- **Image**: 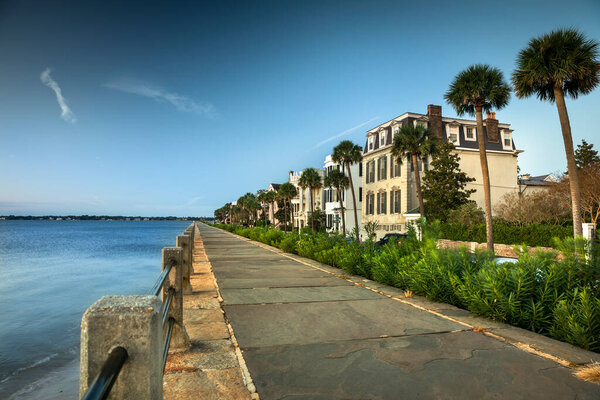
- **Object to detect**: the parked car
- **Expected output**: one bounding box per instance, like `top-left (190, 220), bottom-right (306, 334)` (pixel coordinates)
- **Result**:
top-left (376, 233), bottom-right (409, 246)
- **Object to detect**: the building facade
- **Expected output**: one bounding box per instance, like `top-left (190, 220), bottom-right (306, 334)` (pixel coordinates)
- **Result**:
top-left (289, 169), bottom-right (325, 229)
top-left (266, 183), bottom-right (281, 226)
top-left (362, 104), bottom-right (521, 239)
top-left (323, 154), bottom-right (362, 236)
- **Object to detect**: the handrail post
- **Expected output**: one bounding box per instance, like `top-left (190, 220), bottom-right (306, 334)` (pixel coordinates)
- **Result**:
top-left (176, 235), bottom-right (192, 294)
top-left (162, 247), bottom-right (190, 350)
top-left (80, 295), bottom-right (162, 399)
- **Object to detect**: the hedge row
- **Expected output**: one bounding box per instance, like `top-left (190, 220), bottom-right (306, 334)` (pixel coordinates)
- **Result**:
top-left (439, 222), bottom-right (573, 248)
top-left (211, 223), bottom-right (600, 353)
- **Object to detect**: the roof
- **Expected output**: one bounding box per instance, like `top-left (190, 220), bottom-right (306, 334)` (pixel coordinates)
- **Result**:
top-left (269, 183), bottom-right (282, 191)
top-left (518, 174), bottom-right (556, 186)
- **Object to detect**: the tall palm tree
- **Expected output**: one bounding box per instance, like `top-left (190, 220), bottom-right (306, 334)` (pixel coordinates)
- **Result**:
top-left (257, 190), bottom-right (268, 225)
top-left (278, 182), bottom-right (297, 230)
top-left (298, 168), bottom-right (322, 230)
top-left (391, 124), bottom-right (438, 217)
top-left (324, 169), bottom-right (350, 236)
top-left (263, 190), bottom-right (277, 226)
top-left (445, 64), bottom-right (511, 251)
top-left (332, 140), bottom-right (363, 241)
top-left (513, 28), bottom-right (599, 237)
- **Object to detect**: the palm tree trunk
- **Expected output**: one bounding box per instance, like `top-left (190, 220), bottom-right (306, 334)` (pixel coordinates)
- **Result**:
top-left (475, 106), bottom-right (495, 251)
top-left (310, 188), bottom-right (315, 230)
top-left (554, 87), bottom-right (583, 237)
top-left (288, 198), bottom-right (295, 231)
top-left (346, 161), bottom-right (360, 241)
top-left (283, 201), bottom-right (288, 231)
top-left (412, 153), bottom-right (425, 216)
top-left (338, 186), bottom-right (346, 236)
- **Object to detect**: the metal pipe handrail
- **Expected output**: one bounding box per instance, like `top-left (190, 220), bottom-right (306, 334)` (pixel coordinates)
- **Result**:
top-left (150, 261), bottom-right (173, 296)
top-left (161, 288), bottom-right (175, 326)
top-left (162, 318), bottom-right (175, 372)
top-left (81, 346), bottom-right (128, 400)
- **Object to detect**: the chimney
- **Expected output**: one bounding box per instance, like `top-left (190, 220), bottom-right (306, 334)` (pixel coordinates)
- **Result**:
top-left (521, 174), bottom-right (531, 180)
top-left (486, 112), bottom-right (499, 143)
top-left (289, 171), bottom-right (293, 182)
top-left (427, 104), bottom-right (443, 140)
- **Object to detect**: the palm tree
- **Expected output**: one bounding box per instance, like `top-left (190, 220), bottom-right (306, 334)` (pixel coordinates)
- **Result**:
top-left (257, 190), bottom-right (268, 225)
top-left (445, 64), bottom-right (511, 251)
top-left (278, 182), bottom-right (297, 230)
top-left (332, 140), bottom-right (363, 241)
top-left (513, 28), bottom-right (599, 237)
top-left (298, 168), bottom-right (322, 230)
top-left (263, 191), bottom-right (277, 226)
top-left (391, 124), bottom-right (438, 217)
top-left (324, 169), bottom-right (350, 235)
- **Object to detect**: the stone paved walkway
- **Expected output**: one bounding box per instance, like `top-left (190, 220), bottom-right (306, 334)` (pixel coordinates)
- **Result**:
top-left (198, 223), bottom-right (600, 400)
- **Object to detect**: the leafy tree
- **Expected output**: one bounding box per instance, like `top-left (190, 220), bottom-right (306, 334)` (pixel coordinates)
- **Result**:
top-left (575, 139), bottom-right (600, 169)
top-left (392, 124), bottom-right (439, 217)
top-left (298, 168), bottom-right (322, 230)
top-left (447, 202), bottom-right (484, 227)
top-left (495, 191), bottom-right (571, 226)
top-left (256, 191), bottom-right (269, 225)
top-left (513, 28), bottom-right (599, 237)
top-left (445, 64), bottom-right (511, 251)
top-left (324, 169), bottom-right (350, 235)
top-left (332, 140), bottom-right (363, 241)
top-left (263, 190), bottom-right (277, 226)
top-left (278, 182), bottom-right (297, 231)
top-left (421, 142), bottom-right (475, 221)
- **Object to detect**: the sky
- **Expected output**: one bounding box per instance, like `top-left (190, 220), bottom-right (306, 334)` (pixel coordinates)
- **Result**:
top-left (0, 0), bottom-right (599, 217)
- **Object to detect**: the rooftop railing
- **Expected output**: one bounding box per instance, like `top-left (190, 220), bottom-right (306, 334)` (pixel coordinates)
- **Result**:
top-left (79, 223), bottom-right (195, 400)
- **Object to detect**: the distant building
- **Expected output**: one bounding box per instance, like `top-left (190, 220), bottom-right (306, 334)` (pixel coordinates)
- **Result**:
top-left (266, 183), bottom-right (282, 227)
top-left (323, 154), bottom-right (362, 236)
top-left (362, 104), bottom-right (521, 239)
top-left (518, 174), bottom-right (557, 195)
top-left (289, 169), bottom-right (325, 229)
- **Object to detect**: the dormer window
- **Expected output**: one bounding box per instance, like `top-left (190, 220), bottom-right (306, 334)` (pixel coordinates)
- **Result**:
top-left (465, 126), bottom-right (476, 141)
top-left (414, 120), bottom-right (428, 129)
top-left (368, 136), bottom-right (374, 151)
top-left (380, 131), bottom-right (386, 146)
top-left (447, 125), bottom-right (459, 145)
top-left (502, 130), bottom-right (513, 150)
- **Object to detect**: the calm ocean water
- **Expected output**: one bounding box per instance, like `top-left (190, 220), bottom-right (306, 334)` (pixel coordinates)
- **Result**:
top-left (0, 220), bottom-right (192, 399)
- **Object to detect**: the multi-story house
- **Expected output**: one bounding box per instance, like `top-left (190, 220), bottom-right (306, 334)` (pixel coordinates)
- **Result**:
top-left (362, 104), bottom-right (521, 239)
top-left (323, 154), bottom-right (362, 236)
top-left (266, 183), bottom-right (281, 226)
top-left (288, 169), bottom-right (325, 229)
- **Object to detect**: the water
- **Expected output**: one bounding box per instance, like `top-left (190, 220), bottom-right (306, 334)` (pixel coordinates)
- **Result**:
top-left (0, 220), bottom-right (192, 399)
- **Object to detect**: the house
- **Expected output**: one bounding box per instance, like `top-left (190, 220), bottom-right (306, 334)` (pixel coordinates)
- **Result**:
top-left (323, 154), bottom-right (362, 236)
top-left (518, 174), bottom-right (557, 195)
top-left (362, 104), bottom-right (521, 239)
top-left (289, 169), bottom-right (325, 229)
top-left (266, 183), bottom-right (281, 226)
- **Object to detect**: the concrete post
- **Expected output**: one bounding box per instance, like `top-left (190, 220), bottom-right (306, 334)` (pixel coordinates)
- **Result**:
top-left (183, 231), bottom-right (193, 283)
top-left (162, 247), bottom-right (190, 350)
top-left (176, 235), bottom-right (192, 294)
top-left (80, 295), bottom-right (162, 400)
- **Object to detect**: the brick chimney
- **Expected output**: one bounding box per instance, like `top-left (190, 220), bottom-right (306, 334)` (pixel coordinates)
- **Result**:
top-left (427, 104), bottom-right (443, 140)
top-left (486, 112), bottom-right (499, 143)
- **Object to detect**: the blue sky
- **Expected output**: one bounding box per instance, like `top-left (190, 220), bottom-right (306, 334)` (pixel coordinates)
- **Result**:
top-left (1, 0), bottom-right (599, 216)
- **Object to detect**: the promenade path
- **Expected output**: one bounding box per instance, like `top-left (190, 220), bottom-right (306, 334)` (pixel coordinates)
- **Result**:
top-left (195, 224), bottom-right (599, 399)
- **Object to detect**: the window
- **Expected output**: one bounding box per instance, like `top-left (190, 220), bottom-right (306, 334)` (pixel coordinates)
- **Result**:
top-left (380, 132), bottom-right (386, 146)
top-left (369, 160), bottom-right (375, 183)
top-left (380, 191), bottom-right (387, 214)
top-left (378, 156), bottom-right (387, 180)
top-left (423, 156), bottom-right (429, 171)
top-left (376, 192), bottom-right (380, 214)
top-left (359, 162), bottom-right (363, 177)
top-left (410, 156), bottom-right (414, 172)
top-left (359, 187), bottom-right (362, 202)
top-left (414, 120), bottom-right (428, 129)
top-left (369, 193), bottom-right (375, 214)
top-left (502, 131), bottom-right (512, 150)
top-left (369, 136), bottom-right (374, 151)
top-left (365, 162), bottom-right (370, 183)
top-left (465, 126), bottom-right (476, 141)
top-left (394, 190), bottom-right (401, 213)
top-left (327, 214), bottom-right (333, 228)
top-left (394, 156), bottom-right (401, 177)
top-left (447, 125), bottom-right (459, 144)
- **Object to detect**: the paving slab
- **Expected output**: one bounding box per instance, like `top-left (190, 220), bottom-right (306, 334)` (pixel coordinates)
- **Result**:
top-left (218, 276), bottom-right (353, 289)
top-left (242, 331), bottom-right (599, 399)
top-left (224, 299), bottom-right (466, 348)
top-left (221, 285), bottom-right (382, 305)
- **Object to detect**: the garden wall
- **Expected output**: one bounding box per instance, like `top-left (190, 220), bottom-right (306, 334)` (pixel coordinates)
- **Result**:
top-left (437, 239), bottom-right (563, 260)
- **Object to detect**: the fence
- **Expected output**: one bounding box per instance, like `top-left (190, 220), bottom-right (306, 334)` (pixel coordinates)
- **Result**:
top-left (79, 223), bottom-right (195, 400)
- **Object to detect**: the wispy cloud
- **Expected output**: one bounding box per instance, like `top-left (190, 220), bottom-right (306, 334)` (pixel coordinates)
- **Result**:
top-left (312, 117), bottom-right (379, 150)
top-left (105, 79), bottom-right (215, 117)
top-left (40, 68), bottom-right (76, 123)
